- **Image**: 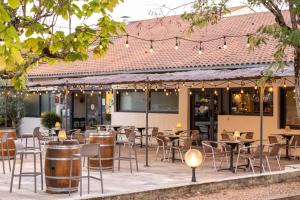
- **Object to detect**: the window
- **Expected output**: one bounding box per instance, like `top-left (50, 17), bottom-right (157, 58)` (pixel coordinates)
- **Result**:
top-left (24, 94), bottom-right (51, 117)
top-left (230, 87), bottom-right (273, 115)
top-left (24, 94), bottom-right (40, 117)
top-left (150, 91), bottom-right (178, 112)
top-left (117, 91), bottom-right (146, 112)
top-left (116, 90), bottom-right (179, 113)
top-left (280, 88), bottom-right (300, 129)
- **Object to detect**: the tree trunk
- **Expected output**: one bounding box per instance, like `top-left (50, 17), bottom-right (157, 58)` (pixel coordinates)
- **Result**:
top-left (294, 48), bottom-right (300, 117)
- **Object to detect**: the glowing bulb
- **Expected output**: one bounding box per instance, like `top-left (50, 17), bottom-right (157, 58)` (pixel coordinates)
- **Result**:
top-left (198, 49), bottom-right (202, 54)
top-left (293, 89), bottom-right (296, 93)
top-left (254, 85), bottom-right (258, 90)
top-left (226, 85), bottom-right (230, 91)
top-left (189, 91), bottom-right (192, 95)
top-left (150, 47), bottom-right (153, 53)
top-left (241, 89), bottom-right (244, 94)
top-left (175, 45), bottom-right (178, 50)
top-left (126, 42), bottom-right (129, 48)
top-left (201, 87), bottom-right (205, 92)
top-left (214, 90), bottom-right (218, 95)
top-left (269, 87), bottom-right (273, 92)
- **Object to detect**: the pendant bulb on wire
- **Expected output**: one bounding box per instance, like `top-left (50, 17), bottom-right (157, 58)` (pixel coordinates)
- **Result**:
top-left (149, 40), bottom-right (153, 53)
top-left (175, 37), bottom-right (179, 50)
top-left (198, 41), bottom-right (202, 54)
top-left (223, 36), bottom-right (227, 49)
top-left (125, 34), bottom-right (129, 48)
top-left (246, 34), bottom-right (250, 48)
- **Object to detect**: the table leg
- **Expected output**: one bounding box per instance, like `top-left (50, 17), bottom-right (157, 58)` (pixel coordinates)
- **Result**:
top-left (172, 141), bottom-right (175, 163)
top-left (230, 147), bottom-right (234, 173)
top-left (286, 137), bottom-right (290, 159)
top-left (140, 130), bottom-right (143, 148)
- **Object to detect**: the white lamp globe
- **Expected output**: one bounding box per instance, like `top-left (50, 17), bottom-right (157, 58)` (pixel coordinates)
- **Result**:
top-left (184, 149), bottom-right (203, 168)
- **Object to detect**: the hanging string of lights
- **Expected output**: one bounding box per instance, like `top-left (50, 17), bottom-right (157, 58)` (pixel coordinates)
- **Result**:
top-left (0, 77), bottom-right (294, 97)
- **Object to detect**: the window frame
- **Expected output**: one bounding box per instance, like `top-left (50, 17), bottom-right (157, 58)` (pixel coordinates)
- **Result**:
top-left (116, 90), bottom-right (179, 114)
top-left (24, 94), bottom-right (51, 117)
top-left (280, 87), bottom-right (300, 129)
top-left (229, 87), bottom-right (273, 116)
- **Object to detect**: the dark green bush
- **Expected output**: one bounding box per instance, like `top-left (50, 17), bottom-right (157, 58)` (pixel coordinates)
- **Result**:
top-left (41, 112), bottom-right (62, 129)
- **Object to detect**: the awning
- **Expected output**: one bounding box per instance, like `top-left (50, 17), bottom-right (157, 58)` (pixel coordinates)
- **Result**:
top-left (28, 66), bottom-right (294, 87)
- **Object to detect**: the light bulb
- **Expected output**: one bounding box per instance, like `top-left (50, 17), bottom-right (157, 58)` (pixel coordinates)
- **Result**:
top-left (241, 89), bottom-right (244, 94)
top-left (150, 47), bottom-right (153, 53)
top-left (201, 87), bottom-right (205, 92)
top-left (198, 49), bottom-right (202, 54)
top-left (226, 85), bottom-right (230, 91)
top-left (175, 45), bottom-right (178, 50)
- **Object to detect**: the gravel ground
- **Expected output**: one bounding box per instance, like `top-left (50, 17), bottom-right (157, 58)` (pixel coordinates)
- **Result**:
top-left (173, 181), bottom-right (300, 200)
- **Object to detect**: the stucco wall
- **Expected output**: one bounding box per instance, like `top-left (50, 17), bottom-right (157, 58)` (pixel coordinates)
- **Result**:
top-left (112, 80), bottom-right (299, 140)
top-left (19, 117), bottom-right (41, 135)
top-left (111, 86), bottom-right (190, 131)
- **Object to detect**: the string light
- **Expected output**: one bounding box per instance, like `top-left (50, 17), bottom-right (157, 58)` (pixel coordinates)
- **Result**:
top-left (189, 91), bottom-right (192, 95)
top-left (214, 88), bottom-right (218, 95)
top-left (283, 79), bottom-right (287, 88)
top-left (226, 84), bottom-right (230, 91)
top-left (174, 37), bottom-right (179, 50)
top-left (254, 83), bottom-right (258, 90)
top-left (201, 82), bottom-right (205, 92)
top-left (223, 36), bottom-right (227, 49)
top-left (293, 88), bottom-right (296, 93)
top-left (75, 93), bottom-right (78, 97)
top-left (149, 40), bottom-right (153, 53)
top-left (241, 88), bottom-right (244, 94)
top-left (155, 84), bottom-right (158, 91)
top-left (182, 82), bottom-right (185, 87)
top-left (99, 91), bottom-right (102, 94)
top-left (125, 34), bottom-right (129, 48)
top-left (198, 41), bottom-right (202, 54)
top-left (246, 35), bottom-right (250, 48)
top-left (269, 87), bottom-right (273, 92)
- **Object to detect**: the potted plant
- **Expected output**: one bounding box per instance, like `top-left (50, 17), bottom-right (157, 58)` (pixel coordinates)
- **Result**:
top-left (41, 112), bottom-right (62, 129)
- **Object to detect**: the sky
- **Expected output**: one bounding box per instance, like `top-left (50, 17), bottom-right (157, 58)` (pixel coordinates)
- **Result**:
top-left (111, 0), bottom-right (248, 21)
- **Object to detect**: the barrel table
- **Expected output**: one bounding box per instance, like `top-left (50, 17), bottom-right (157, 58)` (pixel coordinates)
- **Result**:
top-left (45, 140), bottom-right (80, 194)
top-left (88, 133), bottom-right (114, 170)
top-left (0, 128), bottom-right (17, 158)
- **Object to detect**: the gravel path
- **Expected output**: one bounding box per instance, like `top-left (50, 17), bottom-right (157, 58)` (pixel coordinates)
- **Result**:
top-left (173, 181), bottom-right (300, 200)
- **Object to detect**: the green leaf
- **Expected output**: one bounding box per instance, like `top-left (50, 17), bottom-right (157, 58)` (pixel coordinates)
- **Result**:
top-left (8, 0), bottom-right (20, 9)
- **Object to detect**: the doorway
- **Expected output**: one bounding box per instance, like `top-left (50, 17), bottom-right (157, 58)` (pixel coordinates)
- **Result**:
top-left (190, 89), bottom-right (221, 141)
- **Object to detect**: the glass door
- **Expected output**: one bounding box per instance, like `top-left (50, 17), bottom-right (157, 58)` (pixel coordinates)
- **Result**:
top-left (86, 94), bottom-right (100, 128)
top-left (190, 89), bottom-right (220, 141)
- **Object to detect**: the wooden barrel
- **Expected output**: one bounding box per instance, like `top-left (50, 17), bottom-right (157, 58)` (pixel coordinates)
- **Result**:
top-left (45, 140), bottom-right (80, 194)
top-left (88, 133), bottom-right (114, 170)
top-left (0, 128), bottom-right (17, 157)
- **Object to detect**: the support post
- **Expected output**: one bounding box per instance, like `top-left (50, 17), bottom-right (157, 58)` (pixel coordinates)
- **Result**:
top-left (259, 84), bottom-right (264, 173)
top-left (145, 77), bottom-right (150, 167)
top-left (4, 88), bottom-right (7, 128)
top-left (65, 81), bottom-right (69, 132)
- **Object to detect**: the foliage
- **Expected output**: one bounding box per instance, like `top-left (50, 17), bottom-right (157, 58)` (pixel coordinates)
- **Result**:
top-left (104, 113), bottom-right (111, 121)
top-left (0, 92), bottom-right (25, 128)
top-left (41, 112), bottom-right (61, 129)
top-left (183, 0), bottom-right (300, 114)
top-left (0, 0), bottom-right (125, 89)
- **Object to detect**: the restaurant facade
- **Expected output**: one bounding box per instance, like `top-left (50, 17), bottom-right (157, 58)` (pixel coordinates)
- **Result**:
top-left (20, 7), bottom-right (299, 141)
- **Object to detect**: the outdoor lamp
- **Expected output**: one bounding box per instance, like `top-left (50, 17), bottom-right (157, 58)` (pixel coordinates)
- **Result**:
top-left (234, 130), bottom-right (240, 140)
top-left (55, 122), bottom-right (61, 129)
top-left (176, 123), bottom-right (182, 129)
top-left (58, 130), bottom-right (67, 142)
top-left (184, 149), bottom-right (203, 182)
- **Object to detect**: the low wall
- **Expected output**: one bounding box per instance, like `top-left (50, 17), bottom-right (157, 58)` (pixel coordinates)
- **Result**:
top-left (85, 169), bottom-right (300, 200)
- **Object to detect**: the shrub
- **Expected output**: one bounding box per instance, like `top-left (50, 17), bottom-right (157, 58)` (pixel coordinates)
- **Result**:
top-left (41, 112), bottom-right (62, 129)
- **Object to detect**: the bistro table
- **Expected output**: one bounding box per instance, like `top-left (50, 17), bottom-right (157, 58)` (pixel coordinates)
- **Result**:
top-left (272, 133), bottom-right (297, 159)
top-left (218, 140), bottom-right (239, 173)
top-left (165, 135), bottom-right (182, 163)
top-left (136, 127), bottom-right (153, 147)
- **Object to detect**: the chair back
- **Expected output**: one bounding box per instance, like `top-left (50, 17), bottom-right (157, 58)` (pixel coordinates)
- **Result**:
top-left (245, 132), bottom-right (254, 139)
top-left (268, 136), bottom-right (278, 144)
top-left (221, 133), bottom-right (233, 141)
top-left (152, 127), bottom-right (159, 138)
top-left (252, 145), bottom-right (264, 157)
top-left (1, 132), bottom-right (8, 143)
top-left (268, 143), bottom-right (281, 157)
top-left (80, 144), bottom-right (100, 157)
top-left (181, 138), bottom-right (192, 149)
top-left (33, 127), bottom-right (40, 138)
top-left (290, 135), bottom-right (300, 146)
top-left (201, 141), bottom-right (213, 154)
top-left (156, 135), bottom-right (168, 147)
top-left (128, 129), bottom-right (136, 144)
top-left (14, 140), bottom-right (25, 153)
top-left (190, 130), bottom-right (199, 141)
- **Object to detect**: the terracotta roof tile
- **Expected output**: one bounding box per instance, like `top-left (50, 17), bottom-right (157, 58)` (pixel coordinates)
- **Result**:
top-left (28, 11), bottom-right (294, 78)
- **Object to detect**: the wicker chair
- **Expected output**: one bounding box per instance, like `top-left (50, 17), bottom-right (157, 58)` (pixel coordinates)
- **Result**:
top-left (201, 141), bottom-right (229, 170)
top-left (155, 134), bottom-right (171, 161)
top-left (172, 137), bottom-right (193, 163)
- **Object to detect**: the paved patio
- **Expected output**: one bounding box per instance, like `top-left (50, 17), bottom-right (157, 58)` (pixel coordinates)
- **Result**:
top-left (1, 140), bottom-right (300, 200)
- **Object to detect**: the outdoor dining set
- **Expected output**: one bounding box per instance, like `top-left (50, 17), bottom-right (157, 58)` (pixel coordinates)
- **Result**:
top-left (0, 126), bottom-right (299, 197)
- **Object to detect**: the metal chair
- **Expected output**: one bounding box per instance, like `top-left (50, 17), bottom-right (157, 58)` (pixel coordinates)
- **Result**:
top-left (9, 140), bottom-right (43, 193)
top-left (69, 144), bottom-right (104, 196)
top-left (190, 130), bottom-right (200, 146)
top-left (288, 135), bottom-right (300, 160)
top-left (116, 128), bottom-right (138, 173)
top-left (172, 137), bottom-right (193, 163)
top-left (235, 145), bottom-right (265, 174)
top-left (0, 132), bottom-right (11, 174)
top-left (20, 127), bottom-right (40, 151)
top-left (264, 143), bottom-right (282, 172)
top-left (155, 133), bottom-right (171, 161)
top-left (201, 141), bottom-right (229, 171)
